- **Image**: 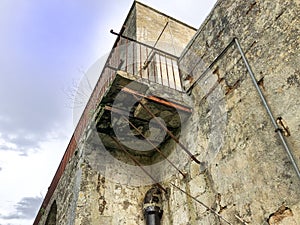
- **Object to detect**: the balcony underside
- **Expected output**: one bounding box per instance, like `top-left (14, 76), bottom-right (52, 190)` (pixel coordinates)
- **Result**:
top-left (86, 71), bottom-right (192, 166)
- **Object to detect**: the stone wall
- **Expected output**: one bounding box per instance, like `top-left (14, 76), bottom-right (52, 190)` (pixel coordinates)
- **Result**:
top-left (170, 0), bottom-right (300, 224)
top-left (73, 149), bottom-right (150, 225)
top-left (134, 2), bottom-right (196, 57)
top-left (38, 147), bottom-right (82, 225)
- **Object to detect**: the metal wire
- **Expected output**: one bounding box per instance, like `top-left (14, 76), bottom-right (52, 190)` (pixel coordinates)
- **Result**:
top-left (131, 93), bottom-right (201, 164)
top-left (170, 183), bottom-right (233, 225)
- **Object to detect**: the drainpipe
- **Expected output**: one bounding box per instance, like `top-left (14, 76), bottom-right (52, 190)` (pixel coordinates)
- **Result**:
top-left (143, 187), bottom-right (163, 225)
top-left (234, 38), bottom-right (300, 180)
top-left (186, 38), bottom-right (300, 181)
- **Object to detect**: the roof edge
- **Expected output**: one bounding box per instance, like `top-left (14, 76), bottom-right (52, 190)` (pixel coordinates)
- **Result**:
top-left (134, 1), bottom-right (197, 31)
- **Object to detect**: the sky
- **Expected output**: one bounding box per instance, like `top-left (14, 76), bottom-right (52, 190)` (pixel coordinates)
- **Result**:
top-left (0, 1), bottom-right (216, 224)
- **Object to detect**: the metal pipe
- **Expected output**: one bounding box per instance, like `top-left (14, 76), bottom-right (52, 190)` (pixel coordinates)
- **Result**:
top-left (186, 39), bottom-right (235, 94)
top-left (143, 187), bottom-right (163, 225)
top-left (110, 30), bottom-right (178, 59)
top-left (234, 38), bottom-right (300, 180)
top-left (186, 40), bottom-right (234, 93)
top-left (144, 21), bottom-right (169, 66)
top-left (187, 37), bottom-right (300, 180)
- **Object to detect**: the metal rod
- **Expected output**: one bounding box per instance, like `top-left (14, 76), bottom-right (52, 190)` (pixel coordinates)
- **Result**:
top-left (111, 136), bottom-right (166, 192)
top-left (171, 183), bottom-right (233, 225)
top-left (165, 56), bottom-right (170, 88)
top-left (186, 39), bottom-right (235, 94)
top-left (171, 58), bottom-right (176, 90)
top-left (132, 41), bottom-right (135, 75)
top-left (234, 38), bottom-right (300, 180)
top-left (122, 116), bottom-right (186, 178)
top-left (187, 37), bottom-right (300, 180)
top-left (110, 30), bottom-right (178, 59)
top-left (131, 94), bottom-right (200, 164)
top-left (143, 21), bottom-right (169, 66)
top-left (139, 44), bottom-right (142, 77)
top-left (153, 21), bottom-right (169, 50)
top-left (159, 54), bottom-right (163, 86)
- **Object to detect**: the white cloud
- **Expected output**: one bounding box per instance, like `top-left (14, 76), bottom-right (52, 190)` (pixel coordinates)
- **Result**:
top-left (0, 196), bottom-right (43, 220)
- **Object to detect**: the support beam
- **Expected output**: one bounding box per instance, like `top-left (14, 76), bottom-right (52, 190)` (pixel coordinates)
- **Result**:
top-left (121, 87), bottom-right (192, 113)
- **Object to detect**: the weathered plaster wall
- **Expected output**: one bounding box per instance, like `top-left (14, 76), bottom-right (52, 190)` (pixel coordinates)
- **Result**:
top-left (168, 0), bottom-right (300, 224)
top-left (74, 148), bottom-right (150, 225)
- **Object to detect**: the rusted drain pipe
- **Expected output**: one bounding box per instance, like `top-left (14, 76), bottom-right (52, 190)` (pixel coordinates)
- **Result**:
top-left (143, 187), bottom-right (163, 225)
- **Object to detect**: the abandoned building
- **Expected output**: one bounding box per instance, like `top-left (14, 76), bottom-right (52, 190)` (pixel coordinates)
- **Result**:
top-left (33, 0), bottom-right (300, 224)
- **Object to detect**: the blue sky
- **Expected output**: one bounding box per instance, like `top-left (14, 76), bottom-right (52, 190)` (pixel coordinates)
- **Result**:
top-left (0, 1), bottom-right (216, 224)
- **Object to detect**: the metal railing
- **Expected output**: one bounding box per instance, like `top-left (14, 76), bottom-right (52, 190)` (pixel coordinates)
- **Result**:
top-left (108, 32), bottom-right (182, 91)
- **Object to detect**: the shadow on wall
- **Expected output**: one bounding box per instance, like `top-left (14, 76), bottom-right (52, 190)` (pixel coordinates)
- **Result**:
top-left (45, 201), bottom-right (57, 225)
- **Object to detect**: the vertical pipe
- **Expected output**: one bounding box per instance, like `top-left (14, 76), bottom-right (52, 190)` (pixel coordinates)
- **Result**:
top-left (143, 187), bottom-right (163, 225)
top-left (234, 38), bottom-right (300, 180)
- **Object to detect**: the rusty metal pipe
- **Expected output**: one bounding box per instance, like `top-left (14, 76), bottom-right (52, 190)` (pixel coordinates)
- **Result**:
top-left (110, 29), bottom-right (178, 59)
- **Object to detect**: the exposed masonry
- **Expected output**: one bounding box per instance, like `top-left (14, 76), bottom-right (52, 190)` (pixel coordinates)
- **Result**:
top-left (36, 0), bottom-right (300, 224)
